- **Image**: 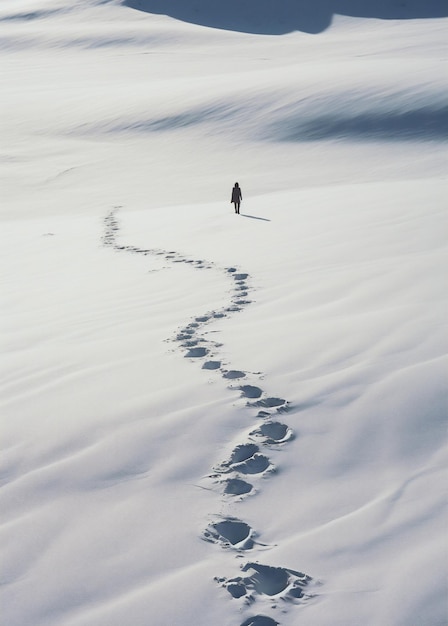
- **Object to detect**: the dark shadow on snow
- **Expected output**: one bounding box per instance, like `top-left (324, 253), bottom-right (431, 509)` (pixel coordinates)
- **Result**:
top-left (270, 106), bottom-right (448, 142)
top-left (240, 214), bottom-right (271, 222)
top-left (123, 0), bottom-right (447, 35)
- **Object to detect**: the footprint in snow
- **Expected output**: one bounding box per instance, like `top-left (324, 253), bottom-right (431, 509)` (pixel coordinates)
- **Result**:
top-left (222, 370), bottom-right (246, 380)
top-left (175, 333), bottom-right (194, 341)
top-left (202, 360), bottom-right (221, 370)
top-left (185, 346), bottom-right (208, 358)
top-left (203, 518), bottom-right (255, 550)
top-left (234, 454), bottom-right (272, 475)
top-left (195, 315), bottom-right (210, 322)
top-left (223, 478), bottom-right (253, 496)
top-left (181, 338), bottom-right (201, 347)
top-left (239, 385), bottom-right (263, 399)
top-left (249, 421), bottom-right (294, 445)
top-left (216, 562), bottom-right (312, 603)
top-left (251, 397), bottom-right (288, 410)
top-left (214, 443), bottom-right (273, 477)
top-left (223, 443), bottom-right (260, 466)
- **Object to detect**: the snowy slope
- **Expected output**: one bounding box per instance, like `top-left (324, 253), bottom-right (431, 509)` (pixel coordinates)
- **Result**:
top-left (1, 2), bottom-right (447, 626)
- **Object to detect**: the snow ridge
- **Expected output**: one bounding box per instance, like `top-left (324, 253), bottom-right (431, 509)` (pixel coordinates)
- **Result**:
top-left (103, 209), bottom-right (317, 625)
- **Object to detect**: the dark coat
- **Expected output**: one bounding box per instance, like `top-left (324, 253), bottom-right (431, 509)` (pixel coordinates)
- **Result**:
top-left (231, 186), bottom-right (242, 203)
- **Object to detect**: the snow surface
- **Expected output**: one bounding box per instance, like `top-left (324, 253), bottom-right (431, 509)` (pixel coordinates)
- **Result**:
top-left (1, 2), bottom-right (447, 625)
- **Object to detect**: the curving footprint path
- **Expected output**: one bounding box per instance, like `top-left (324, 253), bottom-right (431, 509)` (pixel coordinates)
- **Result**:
top-left (103, 210), bottom-right (317, 625)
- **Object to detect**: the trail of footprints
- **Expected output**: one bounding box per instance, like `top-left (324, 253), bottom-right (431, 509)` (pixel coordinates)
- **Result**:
top-left (103, 211), bottom-right (317, 625)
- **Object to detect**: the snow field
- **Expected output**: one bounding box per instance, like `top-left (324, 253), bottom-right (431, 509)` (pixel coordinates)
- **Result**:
top-left (1, 1), bottom-right (447, 625)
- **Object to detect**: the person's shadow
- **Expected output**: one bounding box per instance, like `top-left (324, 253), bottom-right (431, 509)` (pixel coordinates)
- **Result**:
top-left (240, 214), bottom-right (271, 222)
top-left (124, 0), bottom-right (447, 35)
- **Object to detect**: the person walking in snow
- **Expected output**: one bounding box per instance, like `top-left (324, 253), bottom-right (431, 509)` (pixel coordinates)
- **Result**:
top-left (231, 182), bottom-right (242, 214)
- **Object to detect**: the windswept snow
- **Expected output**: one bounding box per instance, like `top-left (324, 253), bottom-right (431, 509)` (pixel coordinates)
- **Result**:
top-left (1, 2), bottom-right (447, 626)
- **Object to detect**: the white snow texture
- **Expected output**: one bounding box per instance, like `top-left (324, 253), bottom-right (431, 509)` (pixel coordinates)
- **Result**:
top-left (1, 1), bottom-right (447, 626)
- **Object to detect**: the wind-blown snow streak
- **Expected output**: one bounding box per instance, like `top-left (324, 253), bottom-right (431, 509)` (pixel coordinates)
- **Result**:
top-left (71, 81), bottom-right (448, 143)
top-left (103, 210), bottom-right (317, 624)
